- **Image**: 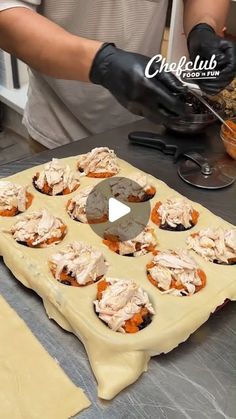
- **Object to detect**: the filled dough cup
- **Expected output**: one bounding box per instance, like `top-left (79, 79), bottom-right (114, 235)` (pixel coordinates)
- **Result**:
top-left (66, 185), bottom-right (108, 224)
top-left (9, 209), bottom-right (67, 248)
top-left (151, 197), bottom-right (199, 231)
top-left (110, 172), bottom-right (156, 203)
top-left (187, 228), bottom-right (236, 265)
top-left (49, 241), bottom-right (108, 287)
top-left (146, 249), bottom-right (206, 296)
top-left (33, 158), bottom-right (80, 196)
top-left (94, 278), bottom-right (155, 333)
top-left (103, 218), bottom-right (157, 256)
top-left (77, 147), bottom-right (119, 178)
top-left (0, 181), bottom-right (33, 217)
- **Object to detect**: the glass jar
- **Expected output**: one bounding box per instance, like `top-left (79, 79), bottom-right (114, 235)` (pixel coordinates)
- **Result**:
top-left (220, 118), bottom-right (236, 160)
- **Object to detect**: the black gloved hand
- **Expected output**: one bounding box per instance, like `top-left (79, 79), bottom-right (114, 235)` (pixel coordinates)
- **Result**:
top-left (90, 43), bottom-right (187, 123)
top-left (187, 23), bottom-right (236, 94)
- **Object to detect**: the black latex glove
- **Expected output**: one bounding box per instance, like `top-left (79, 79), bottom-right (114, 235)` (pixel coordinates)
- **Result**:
top-left (89, 43), bottom-right (187, 123)
top-left (188, 23), bottom-right (236, 94)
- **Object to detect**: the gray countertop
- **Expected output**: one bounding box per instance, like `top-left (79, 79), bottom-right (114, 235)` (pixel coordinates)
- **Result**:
top-left (0, 119), bottom-right (235, 419)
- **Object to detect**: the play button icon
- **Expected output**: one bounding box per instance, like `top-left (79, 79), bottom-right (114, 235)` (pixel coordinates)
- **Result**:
top-left (108, 198), bottom-right (131, 222)
top-left (85, 176), bottom-right (152, 240)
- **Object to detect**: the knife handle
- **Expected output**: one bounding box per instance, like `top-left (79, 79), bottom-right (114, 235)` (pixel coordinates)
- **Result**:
top-left (128, 131), bottom-right (177, 156)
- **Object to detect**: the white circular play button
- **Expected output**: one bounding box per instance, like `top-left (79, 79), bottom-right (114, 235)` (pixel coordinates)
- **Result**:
top-left (108, 197), bottom-right (131, 222)
top-left (85, 177), bottom-right (151, 240)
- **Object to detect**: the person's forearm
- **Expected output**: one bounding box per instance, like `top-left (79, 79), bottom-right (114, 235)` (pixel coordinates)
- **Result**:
top-left (183, 0), bottom-right (230, 36)
top-left (0, 7), bottom-right (103, 81)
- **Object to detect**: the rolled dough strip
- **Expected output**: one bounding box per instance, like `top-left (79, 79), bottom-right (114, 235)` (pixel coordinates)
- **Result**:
top-left (0, 296), bottom-right (90, 419)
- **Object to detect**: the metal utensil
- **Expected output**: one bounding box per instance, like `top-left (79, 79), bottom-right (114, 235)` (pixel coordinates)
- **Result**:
top-left (163, 81), bottom-right (226, 134)
top-left (178, 152), bottom-right (236, 189)
top-left (189, 89), bottom-right (235, 134)
top-left (128, 131), bottom-right (236, 189)
top-left (181, 80), bottom-right (234, 134)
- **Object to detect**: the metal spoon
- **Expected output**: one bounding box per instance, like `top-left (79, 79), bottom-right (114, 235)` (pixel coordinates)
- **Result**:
top-left (179, 80), bottom-right (235, 134)
top-left (189, 88), bottom-right (235, 134)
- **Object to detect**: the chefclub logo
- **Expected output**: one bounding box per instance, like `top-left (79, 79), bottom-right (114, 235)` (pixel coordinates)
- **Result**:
top-left (145, 54), bottom-right (220, 81)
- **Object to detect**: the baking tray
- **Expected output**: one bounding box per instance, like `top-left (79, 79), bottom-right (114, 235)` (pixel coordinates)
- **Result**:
top-left (0, 119), bottom-right (235, 417)
top-left (0, 151), bottom-right (235, 401)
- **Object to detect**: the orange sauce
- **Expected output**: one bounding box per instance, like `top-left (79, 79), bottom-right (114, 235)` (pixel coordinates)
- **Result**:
top-left (222, 120), bottom-right (236, 160)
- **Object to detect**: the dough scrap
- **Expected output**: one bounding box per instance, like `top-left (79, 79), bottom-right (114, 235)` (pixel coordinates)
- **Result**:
top-left (0, 295), bottom-right (90, 419)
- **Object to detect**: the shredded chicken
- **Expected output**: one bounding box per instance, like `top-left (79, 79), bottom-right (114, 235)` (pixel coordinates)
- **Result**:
top-left (104, 218), bottom-right (157, 256)
top-left (148, 249), bottom-right (203, 296)
top-left (0, 181), bottom-right (28, 212)
top-left (10, 209), bottom-right (66, 246)
top-left (110, 171), bottom-right (154, 201)
top-left (94, 278), bottom-right (155, 332)
top-left (157, 197), bottom-right (196, 229)
top-left (67, 186), bottom-right (108, 223)
top-left (35, 158), bottom-right (80, 195)
top-left (187, 227), bottom-right (236, 263)
top-left (77, 147), bottom-right (119, 175)
top-left (50, 241), bottom-right (108, 285)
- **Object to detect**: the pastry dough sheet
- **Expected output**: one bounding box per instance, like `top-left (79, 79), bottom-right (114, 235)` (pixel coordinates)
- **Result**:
top-left (0, 155), bottom-right (235, 400)
top-left (0, 295), bottom-right (90, 419)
